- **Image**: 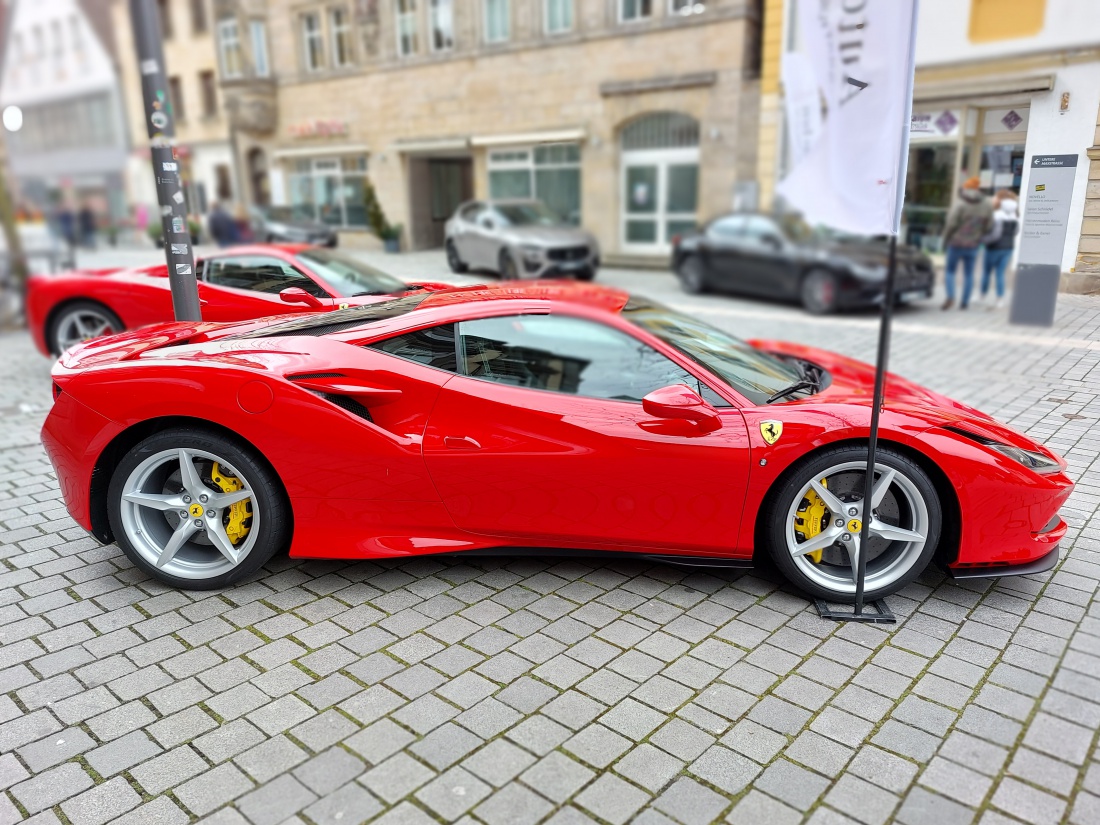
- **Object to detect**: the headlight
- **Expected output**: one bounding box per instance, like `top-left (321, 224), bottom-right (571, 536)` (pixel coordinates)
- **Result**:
top-left (849, 263), bottom-right (886, 279)
top-left (944, 426), bottom-right (1061, 474)
top-left (519, 245), bottom-right (544, 263)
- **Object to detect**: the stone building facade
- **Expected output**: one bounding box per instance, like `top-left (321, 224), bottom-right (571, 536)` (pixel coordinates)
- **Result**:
top-left (214, 0), bottom-right (763, 257)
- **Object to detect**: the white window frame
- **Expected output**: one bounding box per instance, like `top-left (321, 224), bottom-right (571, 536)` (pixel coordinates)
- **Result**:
top-left (619, 0), bottom-right (652, 23)
top-left (669, 0), bottom-right (704, 16)
top-left (486, 143), bottom-right (581, 217)
top-left (250, 20), bottom-right (270, 77)
top-left (286, 155), bottom-right (369, 227)
top-left (484, 0), bottom-right (510, 45)
top-left (430, 0), bottom-right (455, 52)
top-left (329, 7), bottom-right (354, 67)
top-left (395, 0), bottom-right (420, 57)
top-left (216, 18), bottom-right (243, 79)
top-left (301, 12), bottom-right (325, 71)
top-left (544, 0), bottom-right (573, 34)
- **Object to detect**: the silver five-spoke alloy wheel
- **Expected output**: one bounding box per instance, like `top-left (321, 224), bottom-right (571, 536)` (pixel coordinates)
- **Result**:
top-left (119, 447), bottom-right (260, 581)
top-left (784, 459), bottom-right (932, 597)
top-left (53, 306), bottom-right (118, 352)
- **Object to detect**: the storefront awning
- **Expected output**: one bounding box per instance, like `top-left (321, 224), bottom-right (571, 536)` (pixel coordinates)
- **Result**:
top-left (272, 144), bottom-right (370, 159)
top-left (470, 128), bottom-right (587, 147)
top-left (914, 74), bottom-right (1054, 104)
top-left (394, 137), bottom-right (470, 153)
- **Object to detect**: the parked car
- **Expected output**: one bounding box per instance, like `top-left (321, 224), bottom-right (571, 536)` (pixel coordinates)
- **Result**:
top-left (250, 206), bottom-right (338, 247)
top-left (671, 213), bottom-right (935, 313)
top-left (25, 244), bottom-right (450, 356)
top-left (43, 282), bottom-right (1070, 598)
top-left (444, 199), bottom-right (599, 280)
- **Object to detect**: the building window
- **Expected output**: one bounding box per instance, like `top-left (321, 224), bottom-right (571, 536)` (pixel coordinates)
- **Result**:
top-left (620, 0), bottom-right (652, 22)
top-left (431, 0), bottom-right (455, 51)
top-left (302, 12), bottom-right (325, 70)
top-left (670, 0), bottom-right (704, 15)
top-left (200, 70), bottom-right (218, 117)
top-left (485, 0), bottom-right (510, 44)
top-left (396, 0), bottom-right (419, 57)
top-left (6, 93), bottom-right (118, 152)
top-left (50, 20), bottom-right (63, 60)
top-left (329, 8), bottom-right (355, 66)
top-left (191, 0), bottom-right (208, 33)
top-left (545, 0), bottom-right (573, 33)
top-left (156, 0), bottom-right (173, 39)
top-left (69, 16), bottom-right (84, 58)
top-left (217, 18), bottom-right (243, 78)
top-left (251, 20), bottom-right (270, 77)
top-left (215, 164), bottom-right (233, 201)
top-left (287, 156), bottom-right (369, 227)
top-left (969, 0), bottom-right (1045, 42)
top-left (488, 143), bottom-right (581, 224)
top-left (168, 75), bottom-right (185, 122)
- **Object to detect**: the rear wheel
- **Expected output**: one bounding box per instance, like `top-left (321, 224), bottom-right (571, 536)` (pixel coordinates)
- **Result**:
top-left (676, 256), bottom-right (708, 294)
top-left (763, 445), bottom-right (941, 602)
top-left (107, 428), bottom-right (290, 590)
top-left (49, 301), bottom-right (123, 355)
top-left (801, 270), bottom-right (839, 314)
top-left (446, 240), bottom-right (468, 273)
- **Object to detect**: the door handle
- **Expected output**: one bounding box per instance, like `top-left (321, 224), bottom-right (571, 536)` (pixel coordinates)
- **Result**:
top-left (444, 436), bottom-right (481, 450)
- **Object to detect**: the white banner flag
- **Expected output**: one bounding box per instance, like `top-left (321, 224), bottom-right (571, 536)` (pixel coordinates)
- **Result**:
top-left (777, 0), bottom-right (920, 236)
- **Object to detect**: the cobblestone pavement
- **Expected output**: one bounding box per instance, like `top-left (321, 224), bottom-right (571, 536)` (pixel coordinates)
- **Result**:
top-left (2, 253), bottom-right (1099, 825)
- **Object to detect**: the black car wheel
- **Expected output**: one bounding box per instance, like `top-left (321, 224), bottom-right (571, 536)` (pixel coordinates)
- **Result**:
top-left (576, 267), bottom-right (597, 282)
top-left (801, 270), bottom-right (839, 314)
top-left (763, 445), bottom-right (941, 603)
top-left (677, 256), bottom-right (708, 294)
top-left (499, 250), bottom-right (519, 280)
top-left (446, 240), bottom-right (468, 273)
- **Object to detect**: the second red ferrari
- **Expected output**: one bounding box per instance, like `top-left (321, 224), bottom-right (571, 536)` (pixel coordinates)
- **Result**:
top-left (41, 282), bottom-right (1071, 602)
top-left (25, 244), bottom-right (450, 356)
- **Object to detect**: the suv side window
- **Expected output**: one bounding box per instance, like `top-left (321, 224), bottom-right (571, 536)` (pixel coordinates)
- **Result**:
top-left (369, 324), bottom-right (458, 373)
top-left (707, 215), bottom-right (746, 241)
top-left (460, 203), bottom-right (483, 222)
top-left (205, 256), bottom-right (329, 298)
top-left (457, 314), bottom-right (716, 403)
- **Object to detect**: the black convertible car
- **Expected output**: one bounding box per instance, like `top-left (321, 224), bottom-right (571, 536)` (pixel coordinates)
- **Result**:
top-left (671, 213), bottom-right (935, 314)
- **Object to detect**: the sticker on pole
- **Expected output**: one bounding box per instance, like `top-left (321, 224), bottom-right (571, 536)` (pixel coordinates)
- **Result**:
top-left (150, 111), bottom-right (169, 130)
top-left (170, 243), bottom-right (189, 255)
top-left (175, 264), bottom-right (192, 276)
top-left (162, 161), bottom-right (178, 172)
top-left (140, 59), bottom-right (159, 75)
top-left (172, 191), bottom-right (185, 204)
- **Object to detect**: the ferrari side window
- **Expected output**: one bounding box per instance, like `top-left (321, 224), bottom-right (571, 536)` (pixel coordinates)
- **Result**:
top-left (206, 256), bottom-right (329, 298)
top-left (457, 314), bottom-right (712, 403)
top-left (369, 325), bottom-right (459, 373)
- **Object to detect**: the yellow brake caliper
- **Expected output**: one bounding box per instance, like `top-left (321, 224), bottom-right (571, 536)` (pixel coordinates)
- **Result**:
top-left (794, 479), bottom-right (830, 564)
top-left (211, 462), bottom-right (252, 545)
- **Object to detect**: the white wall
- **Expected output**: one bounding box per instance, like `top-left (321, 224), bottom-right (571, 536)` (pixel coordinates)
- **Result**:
top-left (1018, 62), bottom-right (1100, 272)
top-left (916, 0), bottom-right (1100, 67)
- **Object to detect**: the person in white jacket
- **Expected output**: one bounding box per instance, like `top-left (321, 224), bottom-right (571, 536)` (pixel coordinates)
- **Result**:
top-left (978, 191), bottom-right (1019, 309)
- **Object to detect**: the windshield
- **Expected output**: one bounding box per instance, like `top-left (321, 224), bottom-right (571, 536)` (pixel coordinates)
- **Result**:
top-left (624, 300), bottom-right (803, 405)
top-left (495, 202), bottom-right (563, 227)
top-left (264, 206), bottom-right (315, 224)
top-left (296, 249), bottom-right (409, 298)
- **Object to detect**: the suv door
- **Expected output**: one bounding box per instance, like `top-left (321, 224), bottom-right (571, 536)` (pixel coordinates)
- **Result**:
top-left (422, 313), bottom-right (752, 554)
top-left (200, 255), bottom-right (335, 322)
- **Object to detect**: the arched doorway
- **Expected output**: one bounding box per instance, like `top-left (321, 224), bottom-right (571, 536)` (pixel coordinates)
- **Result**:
top-left (620, 112), bottom-right (700, 254)
top-left (248, 148), bottom-right (270, 208)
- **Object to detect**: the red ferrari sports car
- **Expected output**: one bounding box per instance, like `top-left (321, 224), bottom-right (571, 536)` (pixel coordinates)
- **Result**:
top-left (41, 282), bottom-right (1071, 602)
top-left (26, 244), bottom-right (449, 356)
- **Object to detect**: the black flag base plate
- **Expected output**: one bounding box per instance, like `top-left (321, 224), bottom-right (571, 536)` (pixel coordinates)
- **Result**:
top-left (814, 598), bottom-right (896, 624)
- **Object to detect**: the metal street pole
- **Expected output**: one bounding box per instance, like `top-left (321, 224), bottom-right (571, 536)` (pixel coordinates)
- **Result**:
top-left (129, 0), bottom-right (201, 322)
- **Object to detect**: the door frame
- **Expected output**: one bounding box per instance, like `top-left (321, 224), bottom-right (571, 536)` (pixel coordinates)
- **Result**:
top-left (620, 146), bottom-right (700, 255)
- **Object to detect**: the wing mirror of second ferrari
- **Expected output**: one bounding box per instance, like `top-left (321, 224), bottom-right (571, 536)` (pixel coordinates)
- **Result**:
top-left (280, 286), bottom-right (324, 308)
top-left (643, 384), bottom-right (720, 426)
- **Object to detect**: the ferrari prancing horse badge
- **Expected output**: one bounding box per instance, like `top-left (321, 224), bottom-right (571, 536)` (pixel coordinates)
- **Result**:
top-left (760, 421), bottom-right (783, 445)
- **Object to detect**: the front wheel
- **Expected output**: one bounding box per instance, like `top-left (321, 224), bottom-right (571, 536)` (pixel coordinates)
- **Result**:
top-left (801, 270), bottom-right (839, 314)
top-left (446, 240), bottom-right (468, 273)
top-left (107, 428), bottom-right (290, 590)
top-left (763, 446), bottom-right (941, 602)
top-left (676, 256), bottom-right (709, 294)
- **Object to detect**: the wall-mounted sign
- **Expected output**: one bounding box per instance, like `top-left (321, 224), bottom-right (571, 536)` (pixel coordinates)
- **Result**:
top-left (910, 109), bottom-right (960, 140)
top-left (288, 119), bottom-right (350, 139)
top-left (1010, 154), bottom-right (1079, 327)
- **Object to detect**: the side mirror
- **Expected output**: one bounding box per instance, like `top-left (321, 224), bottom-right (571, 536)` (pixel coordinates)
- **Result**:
top-left (280, 286), bottom-right (324, 308)
top-left (480, 217), bottom-right (496, 231)
top-left (642, 385), bottom-right (719, 425)
top-left (762, 234), bottom-right (784, 250)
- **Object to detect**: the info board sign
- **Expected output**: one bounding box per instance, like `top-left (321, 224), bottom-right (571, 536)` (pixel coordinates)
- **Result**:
top-left (1010, 154), bottom-right (1079, 327)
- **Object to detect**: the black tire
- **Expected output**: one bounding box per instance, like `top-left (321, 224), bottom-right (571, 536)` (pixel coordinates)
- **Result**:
top-left (500, 249), bottom-right (519, 280)
top-left (446, 240), bottom-right (468, 273)
top-left (762, 445), bottom-right (941, 603)
top-left (48, 300), bottom-right (124, 356)
top-left (801, 270), bottom-right (839, 314)
top-left (676, 256), bottom-right (708, 294)
top-left (107, 428), bottom-right (291, 590)
top-left (577, 267), bottom-right (597, 282)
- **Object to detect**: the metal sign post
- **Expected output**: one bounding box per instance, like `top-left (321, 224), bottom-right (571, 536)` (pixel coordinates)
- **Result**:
top-left (129, 0), bottom-right (201, 322)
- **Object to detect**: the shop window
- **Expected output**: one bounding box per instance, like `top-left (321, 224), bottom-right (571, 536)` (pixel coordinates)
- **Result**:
top-left (487, 143), bottom-right (581, 225)
top-left (485, 0), bottom-right (510, 44)
top-left (969, 0), bottom-right (1045, 42)
top-left (288, 156), bottom-right (369, 227)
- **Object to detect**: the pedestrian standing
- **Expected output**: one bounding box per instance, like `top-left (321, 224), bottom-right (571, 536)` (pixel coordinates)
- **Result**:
top-left (78, 203), bottom-right (97, 249)
top-left (978, 189), bottom-right (1019, 309)
top-left (940, 177), bottom-right (993, 310)
top-left (207, 202), bottom-right (238, 248)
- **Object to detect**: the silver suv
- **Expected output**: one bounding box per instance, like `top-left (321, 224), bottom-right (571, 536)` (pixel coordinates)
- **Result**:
top-left (444, 199), bottom-right (599, 280)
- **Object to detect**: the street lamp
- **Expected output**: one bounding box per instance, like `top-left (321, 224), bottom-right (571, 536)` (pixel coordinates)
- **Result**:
top-left (2, 106), bottom-right (22, 133)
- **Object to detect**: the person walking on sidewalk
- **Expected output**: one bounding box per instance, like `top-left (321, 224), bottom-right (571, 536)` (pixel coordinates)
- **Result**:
top-left (940, 177), bottom-right (993, 310)
top-left (978, 190), bottom-right (1019, 309)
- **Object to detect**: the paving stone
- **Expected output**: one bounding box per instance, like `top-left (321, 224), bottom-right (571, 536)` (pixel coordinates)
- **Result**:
top-left (990, 777), bottom-right (1067, 825)
top-left (85, 729), bottom-right (162, 777)
top-left (575, 773), bottom-right (649, 825)
top-left (303, 782), bottom-right (382, 825)
top-left (726, 790), bottom-right (803, 825)
top-left (415, 766), bottom-right (491, 820)
top-left (233, 735), bottom-right (309, 783)
top-left (235, 774), bottom-right (318, 825)
top-left (10, 762), bottom-right (94, 814)
top-left (474, 782), bottom-right (554, 825)
top-left (919, 756), bottom-right (992, 806)
top-left (59, 776), bottom-right (141, 825)
top-left (131, 745), bottom-right (211, 795)
top-left (826, 774), bottom-right (901, 825)
top-left (174, 763), bottom-right (255, 816)
top-left (756, 759), bottom-right (830, 811)
top-left (688, 745), bottom-right (761, 795)
top-left (17, 726), bottom-right (96, 772)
